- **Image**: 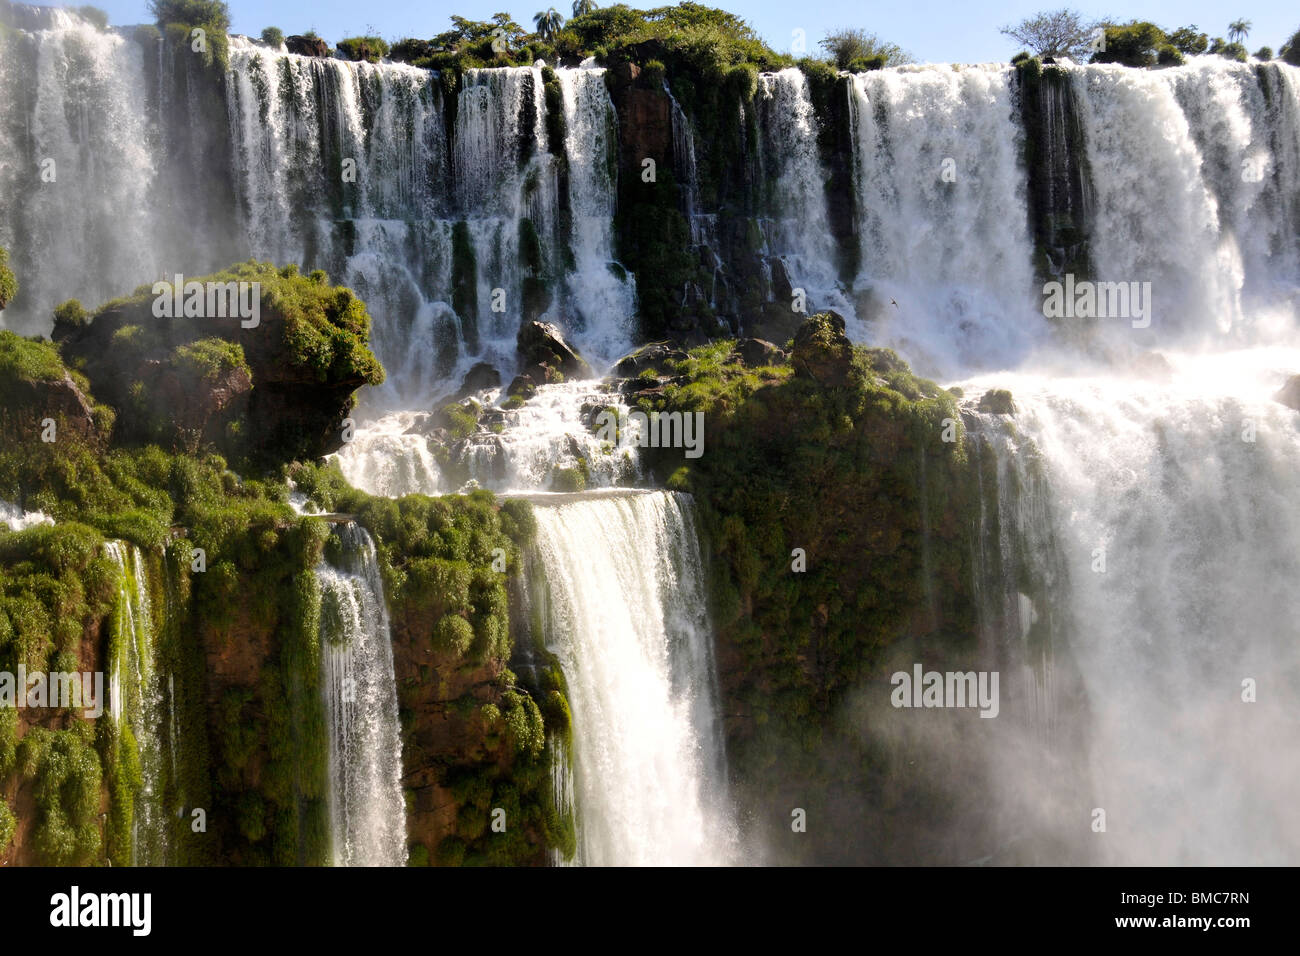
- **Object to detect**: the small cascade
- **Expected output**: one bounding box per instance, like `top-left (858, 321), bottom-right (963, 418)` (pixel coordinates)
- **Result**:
top-left (318, 522), bottom-right (407, 867)
top-left (0, 500), bottom-right (53, 530)
top-left (530, 491), bottom-right (736, 865)
top-left (558, 65), bottom-right (636, 364)
top-left (104, 541), bottom-right (168, 866)
top-left (754, 69), bottom-right (849, 318)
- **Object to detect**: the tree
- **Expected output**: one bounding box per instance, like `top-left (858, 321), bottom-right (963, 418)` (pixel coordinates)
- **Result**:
top-left (533, 8), bottom-right (565, 41)
top-left (818, 28), bottom-right (910, 70)
top-left (1281, 27), bottom-right (1300, 65)
top-left (1092, 21), bottom-right (1166, 67)
top-left (260, 27), bottom-right (283, 48)
top-left (571, 0), bottom-right (597, 16)
top-left (1227, 19), bottom-right (1251, 45)
top-left (1167, 25), bottom-right (1208, 55)
top-left (1000, 8), bottom-right (1099, 60)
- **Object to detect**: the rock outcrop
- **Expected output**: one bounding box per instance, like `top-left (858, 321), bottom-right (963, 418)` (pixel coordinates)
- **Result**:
top-left (791, 312), bottom-right (853, 387)
top-left (516, 320), bottom-right (593, 380)
top-left (285, 34), bottom-right (330, 57)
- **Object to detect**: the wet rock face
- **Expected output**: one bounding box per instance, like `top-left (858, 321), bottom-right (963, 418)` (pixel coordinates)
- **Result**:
top-left (516, 320), bottom-right (593, 380)
top-left (458, 362), bottom-right (501, 396)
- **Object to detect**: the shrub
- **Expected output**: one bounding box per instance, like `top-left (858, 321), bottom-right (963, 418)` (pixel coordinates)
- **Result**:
top-left (643, 58), bottom-right (666, 86)
top-left (336, 36), bottom-right (390, 63)
top-left (51, 299), bottom-right (88, 337)
top-left (260, 27), bottom-right (284, 48)
top-left (1217, 41), bottom-right (1248, 63)
top-left (434, 614), bottom-right (475, 656)
top-left (1156, 44), bottom-right (1184, 66)
top-left (1092, 21), bottom-right (1166, 67)
top-left (1254, 46), bottom-right (1272, 61)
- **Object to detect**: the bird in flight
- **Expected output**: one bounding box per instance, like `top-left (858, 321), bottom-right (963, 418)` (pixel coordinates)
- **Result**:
top-left (890, 298), bottom-right (899, 308)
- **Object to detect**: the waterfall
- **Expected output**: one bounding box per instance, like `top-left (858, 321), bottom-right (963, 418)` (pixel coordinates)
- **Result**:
top-left (318, 521), bottom-right (407, 867)
top-left (0, 10), bottom-right (161, 332)
top-left (104, 541), bottom-right (169, 866)
top-left (956, 347), bottom-right (1300, 864)
top-left (558, 65), bottom-right (636, 364)
top-left (848, 65), bottom-right (1042, 375)
top-left (1069, 60), bottom-right (1300, 345)
top-left (529, 491), bottom-right (737, 865)
top-left (754, 69), bottom-right (848, 319)
top-left (0, 500), bottom-right (53, 530)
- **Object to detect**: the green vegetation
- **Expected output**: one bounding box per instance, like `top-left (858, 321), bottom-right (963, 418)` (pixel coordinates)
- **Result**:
top-left (260, 26), bottom-right (283, 48)
top-left (336, 36), bottom-right (390, 63)
top-left (636, 316), bottom-right (982, 859)
top-left (59, 261), bottom-right (382, 469)
top-left (19, 724), bottom-right (103, 865)
top-left (0, 247), bottom-right (17, 311)
top-left (819, 27), bottom-right (910, 70)
top-left (1283, 29), bottom-right (1300, 66)
top-left (148, 0), bottom-right (231, 69)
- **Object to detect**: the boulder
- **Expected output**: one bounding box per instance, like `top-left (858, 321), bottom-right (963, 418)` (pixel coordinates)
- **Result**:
top-left (506, 375), bottom-right (538, 400)
top-left (792, 312), bottom-right (853, 387)
top-left (458, 362), bottom-right (501, 396)
top-left (1276, 374), bottom-right (1300, 411)
top-left (736, 338), bottom-right (786, 368)
top-left (614, 341), bottom-right (688, 377)
top-left (286, 35), bottom-right (331, 57)
top-left (517, 320), bottom-right (593, 379)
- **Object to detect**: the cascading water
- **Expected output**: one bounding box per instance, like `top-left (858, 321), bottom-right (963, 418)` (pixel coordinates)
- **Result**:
top-left (956, 347), bottom-right (1300, 864)
top-left (317, 521), bottom-right (407, 867)
top-left (0, 10), bottom-right (161, 332)
top-left (847, 65), bottom-right (1043, 376)
top-left (529, 491), bottom-right (736, 865)
top-left (104, 541), bottom-right (169, 866)
top-left (1069, 60), bottom-right (1300, 345)
top-left (754, 69), bottom-right (849, 320)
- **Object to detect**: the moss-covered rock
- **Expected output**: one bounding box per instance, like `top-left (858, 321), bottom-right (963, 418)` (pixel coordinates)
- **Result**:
top-left (57, 261), bottom-right (384, 470)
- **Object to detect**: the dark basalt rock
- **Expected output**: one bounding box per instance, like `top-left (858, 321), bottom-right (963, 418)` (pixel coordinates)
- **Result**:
top-left (458, 361), bottom-right (501, 396)
top-left (517, 321), bottom-right (593, 379)
top-left (286, 35), bottom-right (331, 57)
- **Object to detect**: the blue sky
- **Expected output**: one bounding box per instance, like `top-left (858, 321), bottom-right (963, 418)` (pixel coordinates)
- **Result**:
top-left (79, 2), bottom-right (1299, 64)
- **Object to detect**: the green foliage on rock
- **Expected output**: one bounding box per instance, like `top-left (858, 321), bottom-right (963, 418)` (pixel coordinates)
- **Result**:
top-left (260, 26), bottom-right (283, 48)
top-left (637, 316), bottom-right (981, 858)
top-left (336, 35), bottom-right (390, 63)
